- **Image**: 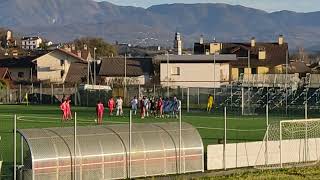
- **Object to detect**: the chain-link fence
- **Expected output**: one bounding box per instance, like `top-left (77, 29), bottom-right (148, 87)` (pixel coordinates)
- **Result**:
top-left (0, 83), bottom-right (112, 106)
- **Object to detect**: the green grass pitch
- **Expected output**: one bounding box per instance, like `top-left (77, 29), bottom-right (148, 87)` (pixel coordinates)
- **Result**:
top-left (0, 104), bottom-right (313, 178)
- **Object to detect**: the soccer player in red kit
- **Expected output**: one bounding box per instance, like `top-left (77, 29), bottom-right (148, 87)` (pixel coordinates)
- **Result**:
top-left (108, 97), bottom-right (115, 115)
top-left (157, 97), bottom-right (164, 118)
top-left (66, 99), bottom-right (72, 120)
top-left (96, 101), bottom-right (105, 125)
top-left (60, 100), bottom-right (67, 121)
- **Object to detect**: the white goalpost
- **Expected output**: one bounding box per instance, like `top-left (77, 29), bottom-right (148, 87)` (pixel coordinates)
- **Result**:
top-left (255, 118), bottom-right (320, 169)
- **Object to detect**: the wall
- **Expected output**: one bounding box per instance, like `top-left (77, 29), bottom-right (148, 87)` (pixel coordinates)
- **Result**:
top-left (103, 75), bottom-right (146, 86)
top-left (8, 68), bottom-right (31, 81)
top-left (160, 63), bottom-right (229, 88)
top-left (207, 138), bottom-right (320, 170)
top-left (36, 51), bottom-right (79, 83)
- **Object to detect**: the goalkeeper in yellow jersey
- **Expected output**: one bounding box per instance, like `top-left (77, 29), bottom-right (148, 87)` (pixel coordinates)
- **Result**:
top-left (207, 94), bottom-right (214, 112)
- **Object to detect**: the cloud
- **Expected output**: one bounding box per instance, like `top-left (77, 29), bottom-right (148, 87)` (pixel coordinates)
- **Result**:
top-left (99, 0), bottom-right (320, 12)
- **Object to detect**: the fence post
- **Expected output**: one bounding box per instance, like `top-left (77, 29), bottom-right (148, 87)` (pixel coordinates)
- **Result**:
top-left (51, 84), bottom-right (54, 104)
top-left (241, 87), bottom-right (244, 115)
top-left (280, 121), bottom-right (283, 168)
top-left (223, 107), bottom-right (227, 170)
top-left (230, 84), bottom-right (233, 108)
top-left (21, 135), bottom-right (24, 165)
top-left (74, 112), bottom-right (77, 180)
top-left (19, 84), bottom-right (22, 103)
top-left (40, 83), bottom-right (42, 104)
top-left (187, 88), bottom-right (190, 112)
top-left (74, 84), bottom-right (77, 106)
top-left (305, 101), bottom-right (308, 120)
top-left (129, 110), bottom-right (132, 178)
top-left (63, 83), bottom-right (65, 95)
top-left (138, 84), bottom-right (141, 98)
top-left (13, 114), bottom-right (17, 180)
top-left (197, 88), bottom-right (200, 105)
top-left (31, 83), bottom-right (34, 94)
top-left (265, 103), bottom-right (269, 165)
top-left (181, 88), bottom-right (184, 100)
top-left (179, 106), bottom-right (182, 174)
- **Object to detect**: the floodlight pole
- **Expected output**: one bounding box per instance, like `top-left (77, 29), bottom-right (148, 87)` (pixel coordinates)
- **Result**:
top-left (13, 114), bottom-right (17, 180)
top-left (74, 112), bottom-right (77, 180)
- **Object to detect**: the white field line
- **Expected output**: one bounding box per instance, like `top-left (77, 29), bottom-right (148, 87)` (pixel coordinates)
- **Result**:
top-left (196, 126), bottom-right (266, 132)
top-left (4, 114), bottom-right (128, 124)
top-left (182, 115), bottom-right (263, 121)
top-left (0, 114), bottom-right (266, 131)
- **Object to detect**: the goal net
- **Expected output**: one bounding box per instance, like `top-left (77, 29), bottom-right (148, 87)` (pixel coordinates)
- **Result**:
top-left (255, 119), bottom-right (320, 169)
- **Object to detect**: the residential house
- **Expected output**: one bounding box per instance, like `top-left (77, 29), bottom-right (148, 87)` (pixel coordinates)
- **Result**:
top-left (34, 48), bottom-right (88, 84)
top-left (0, 56), bottom-right (36, 82)
top-left (194, 35), bottom-right (289, 81)
top-left (154, 54), bottom-right (237, 88)
top-left (21, 36), bottom-right (43, 50)
top-left (99, 57), bottom-right (154, 86)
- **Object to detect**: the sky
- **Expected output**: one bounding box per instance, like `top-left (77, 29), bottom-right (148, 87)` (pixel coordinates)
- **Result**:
top-left (98, 0), bottom-right (320, 12)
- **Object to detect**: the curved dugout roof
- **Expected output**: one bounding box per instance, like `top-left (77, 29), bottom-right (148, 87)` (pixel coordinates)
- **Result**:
top-left (18, 122), bottom-right (204, 180)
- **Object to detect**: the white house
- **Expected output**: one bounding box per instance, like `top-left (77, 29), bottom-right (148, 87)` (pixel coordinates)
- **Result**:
top-left (21, 36), bottom-right (43, 50)
top-left (155, 54), bottom-right (237, 88)
top-left (34, 49), bottom-right (87, 84)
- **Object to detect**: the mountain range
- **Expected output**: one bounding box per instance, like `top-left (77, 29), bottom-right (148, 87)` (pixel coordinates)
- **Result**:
top-left (1, 0), bottom-right (320, 50)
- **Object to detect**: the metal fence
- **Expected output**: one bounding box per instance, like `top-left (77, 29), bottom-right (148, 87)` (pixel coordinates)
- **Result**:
top-left (0, 83), bottom-right (111, 106)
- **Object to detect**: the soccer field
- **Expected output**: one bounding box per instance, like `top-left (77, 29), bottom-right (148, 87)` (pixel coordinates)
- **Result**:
top-left (0, 104), bottom-right (311, 178)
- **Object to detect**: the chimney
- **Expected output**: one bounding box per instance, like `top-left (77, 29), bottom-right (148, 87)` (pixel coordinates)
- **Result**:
top-left (63, 44), bottom-right (71, 52)
top-left (71, 44), bottom-right (76, 51)
top-left (77, 50), bottom-right (82, 58)
top-left (199, 35), bottom-right (204, 44)
top-left (83, 44), bottom-right (88, 50)
top-left (251, 37), bottom-right (256, 47)
top-left (278, 35), bottom-right (284, 45)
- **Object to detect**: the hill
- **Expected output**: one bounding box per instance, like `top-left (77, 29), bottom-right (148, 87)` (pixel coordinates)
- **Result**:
top-left (0, 0), bottom-right (320, 49)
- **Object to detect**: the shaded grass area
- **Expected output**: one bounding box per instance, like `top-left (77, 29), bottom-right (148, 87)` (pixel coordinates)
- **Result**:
top-left (195, 165), bottom-right (320, 180)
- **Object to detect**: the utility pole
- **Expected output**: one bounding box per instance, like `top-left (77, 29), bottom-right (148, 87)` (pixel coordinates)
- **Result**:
top-left (94, 47), bottom-right (97, 85)
top-left (166, 51), bottom-right (170, 97)
top-left (124, 53), bottom-right (127, 101)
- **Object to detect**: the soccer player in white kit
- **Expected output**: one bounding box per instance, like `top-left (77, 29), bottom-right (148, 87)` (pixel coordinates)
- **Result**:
top-left (130, 96), bottom-right (138, 115)
top-left (116, 96), bottom-right (123, 116)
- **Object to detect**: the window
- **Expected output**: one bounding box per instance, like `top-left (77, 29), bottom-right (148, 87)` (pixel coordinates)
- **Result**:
top-left (251, 68), bottom-right (257, 74)
top-left (171, 67), bottom-right (180, 75)
top-left (18, 72), bottom-right (24, 78)
top-left (259, 48), bottom-right (266, 60)
top-left (61, 70), bottom-right (65, 78)
top-left (239, 68), bottom-right (244, 76)
top-left (60, 59), bottom-right (64, 66)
